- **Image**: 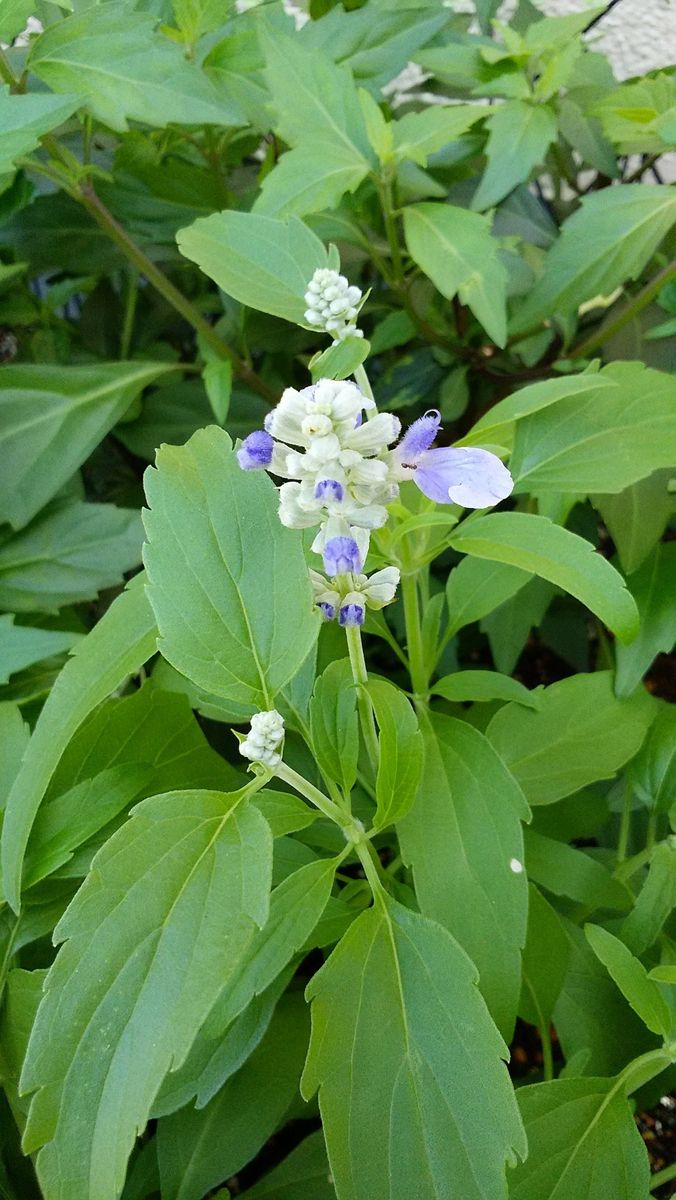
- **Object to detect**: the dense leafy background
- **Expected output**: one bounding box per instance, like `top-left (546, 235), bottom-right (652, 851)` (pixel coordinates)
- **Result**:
top-left (0, 1), bottom-right (675, 1199)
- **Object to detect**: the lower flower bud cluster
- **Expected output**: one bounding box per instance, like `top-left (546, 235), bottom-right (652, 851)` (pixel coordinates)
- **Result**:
top-left (239, 710), bottom-right (285, 768)
top-left (310, 562), bottom-right (401, 627)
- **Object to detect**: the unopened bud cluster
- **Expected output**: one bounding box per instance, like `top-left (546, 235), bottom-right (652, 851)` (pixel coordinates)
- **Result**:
top-left (239, 710), bottom-right (285, 768)
top-left (304, 269), bottom-right (363, 342)
top-left (310, 563), bottom-right (400, 627)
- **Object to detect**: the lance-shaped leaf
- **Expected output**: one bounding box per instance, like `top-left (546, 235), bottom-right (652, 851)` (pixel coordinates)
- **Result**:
top-left (0, 616), bottom-right (81, 685)
top-left (487, 672), bottom-right (653, 805)
top-left (1, 576), bottom-right (157, 914)
top-left (310, 660), bottom-right (359, 796)
top-left (403, 202), bottom-right (508, 346)
top-left (367, 677), bottom-right (423, 830)
top-left (21, 789), bottom-right (273, 1200)
top-left (622, 839), bottom-right (676, 956)
top-left (29, 3), bottom-right (243, 132)
top-left (0, 501), bottom-right (144, 612)
top-left (0, 86), bottom-right (80, 176)
top-left (585, 924), bottom-right (673, 1037)
top-left (511, 184), bottom-right (676, 331)
top-left (177, 212), bottom-right (329, 325)
top-left (510, 1075), bottom-right (652, 1199)
top-left (143, 427), bottom-right (319, 709)
top-left (449, 512), bottom-right (639, 644)
top-left (473, 100), bottom-right (557, 211)
top-left (398, 714), bottom-right (529, 1037)
top-left (0, 361), bottom-right (170, 529)
top-left (254, 140), bottom-right (370, 219)
top-left (302, 895), bottom-right (526, 1200)
top-left (392, 105), bottom-right (485, 166)
top-left (519, 884), bottom-right (570, 1034)
top-left (157, 993), bottom-right (309, 1200)
top-left (615, 543), bottom-right (676, 697)
top-left (431, 669), bottom-right (539, 708)
top-left (510, 363), bottom-right (676, 496)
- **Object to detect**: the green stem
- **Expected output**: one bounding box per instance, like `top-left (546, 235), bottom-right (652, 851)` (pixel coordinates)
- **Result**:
top-left (353, 362), bottom-right (375, 404)
top-left (119, 268), bottom-right (139, 359)
top-left (354, 838), bottom-right (387, 897)
top-left (345, 624), bottom-right (380, 772)
top-left (401, 573), bottom-right (428, 697)
top-left (76, 181), bottom-right (276, 401)
top-left (274, 761), bottom-right (353, 829)
top-left (651, 1162), bottom-right (676, 1193)
top-left (617, 777), bottom-right (633, 863)
top-left (646, 810), bottom-right (658, 855)
top-left (569, 260), bottom-right (676, 359)
top-left (379, 174), bottom-right (404, 285)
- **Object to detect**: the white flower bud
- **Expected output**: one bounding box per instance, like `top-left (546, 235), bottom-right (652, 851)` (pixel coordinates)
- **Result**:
top-left (303, 268), bottom-right (363, 341)
top-left (239, 710), bottom-right (285, 768)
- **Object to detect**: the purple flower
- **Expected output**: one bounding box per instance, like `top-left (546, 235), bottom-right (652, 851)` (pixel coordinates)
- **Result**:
top-left (237, 430), bottom-right (274, 470)
top-left (318, 601), bottom-right (336, 621)
top-left (394, 410), bottom-right (513, 509)
top-left (323, 536), bottom-right (362, 576)
top-left (395, 409), bottom-right (441, 465)
top-left (413, 447), bottom-right (513, 508)
top-left (314, 479), bottom-right (344, 503)
top-left (339, 602), bottom-right (365, 627)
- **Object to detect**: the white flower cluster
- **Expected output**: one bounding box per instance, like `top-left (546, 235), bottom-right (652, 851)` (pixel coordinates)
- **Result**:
top-left (304, 269), bottom-right (363, 342)
top-left (239, 710), bottom-right (285, 769)
top-left (310, 566), bottom-right (400, 627)
top-left (265, 377), bottom-right (400, 546)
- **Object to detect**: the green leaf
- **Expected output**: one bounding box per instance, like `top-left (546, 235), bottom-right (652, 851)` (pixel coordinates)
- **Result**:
top-left (509, 1075), bottom-right (651, 1199)
top-left (557, 97), bottom-right (618, 176)
top-left (302, 894), bottom-right (526, 1200)
top-left (0, 501), bottom-right (144, 612)
top-left (446, 557), bottom-right (532, 637)
top-left (622, 839), bottom-right (676, 956)
top-left (554, 922), bottom-right (658, 1077)
top-left (473, 101), bottom-right (557, 211)
top-left (593, 469), bottom-right (676, 575)
top-left (510, 362), bottom-right (676, 495)
top-left (29, 3), bottom-right (243, 132)
top-left (630, 702), bottom-right (676, 814)
top-left (310, 336), bottom-right (370, 382)
top-left (241, 1129), bottom-right (334, 1199)
top-left (482, 577), bottom-right (555, 676)
top-left (309, 660), bottom-right (359, 796)
top-left (0, 361), bottom-right (170, 529)
top-left (0, 86), bottom-right (80, 176)
top-left (22, 763), bottom-right (153, 889)
top-left (392, 105), bottom-right (485, 167)
top-left (0, 616), bottom-right (81, 684)
top-left (398, 714), bottom-right (529, 1038)
top-left (0, 702), bottom-right (28, 814)
top-left (585, 924), bottom-right (673, 1037)
top-left (366, 677), bottom-right (423, 830)
top-left (615, 543), bottom-right (676, 697)
top-left (172, 0), bottom-right (234, 42)
top-left (198, 856), bottom-right (340, 1044)
top-left (1, 576), bottom-right (157, 913)
top-left (0, 0), bottom-right (34, 42)
top-left (523, 829), bottom-right (629, 912)
top-left (403, 202), bottom-right (508, 346)
top-left (519, 884), bottom-right (571, 1032)
top-left (261, 29), bottom-right (372, 162)
top-left (49, 682), bottom-right (240, 802)
top-left (177, 211), bottom-right (329, 324)
top-left (202, 360), bottom-right (232, 425)
top-left (512, 185), bottom-right (676, 331)
top-left (461, 372), bottom-right (613, 451)
top-left (153, 967), bottom-right (293, 1119)
top-left (431, 669), bottom-right (539, 709)
top-left (157, 993), bottom-right (308, 1200)
top-left (0, 968), bottom-right (46, 1129)
top-left (254, 140), bottom-right (370, 218)
top-left (487, 672), bottom-right (653, 805)
top-left (592, 75), bottom-right (676, 153)
top-left (143, 426), bottom-right (319, 709)
top-left (449, 512), bottom-right (639, 644)
top-left (22, 788), bottom-right (273, 1200)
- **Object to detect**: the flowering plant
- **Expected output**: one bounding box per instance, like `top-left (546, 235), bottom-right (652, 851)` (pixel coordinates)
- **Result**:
top-left (0, 3), bottom-right (675, 1200)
